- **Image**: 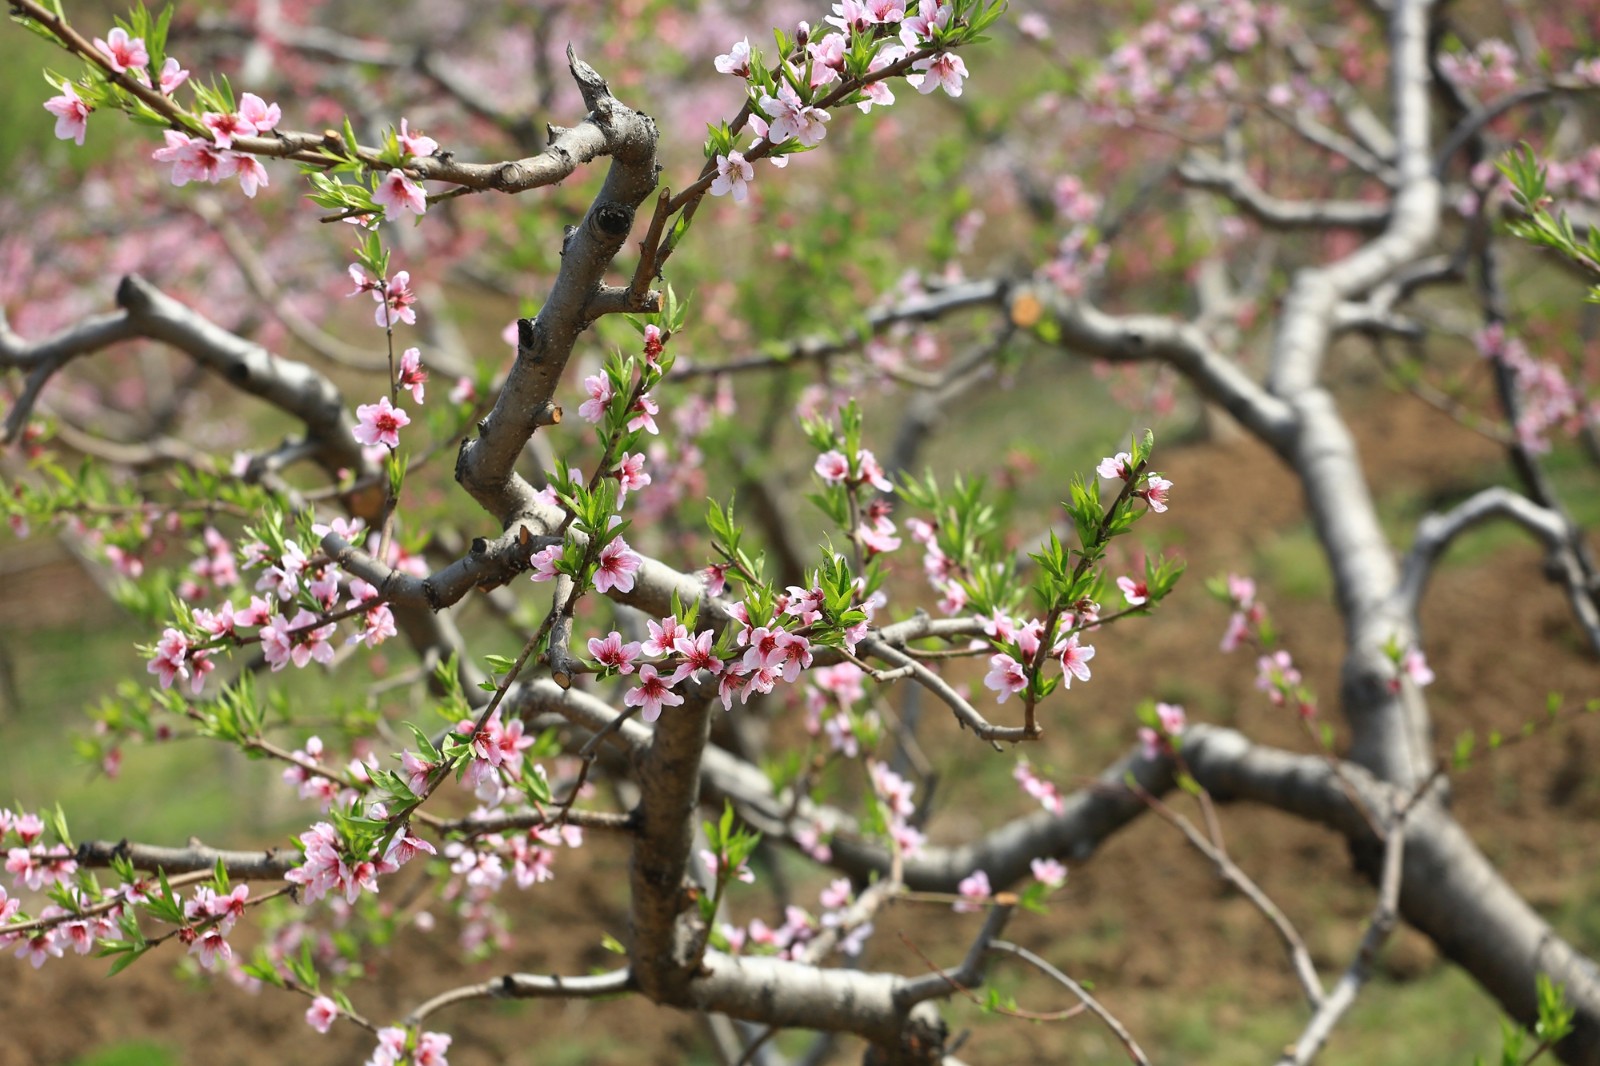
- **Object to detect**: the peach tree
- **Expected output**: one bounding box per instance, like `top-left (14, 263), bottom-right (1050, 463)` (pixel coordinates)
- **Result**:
top-left (2, 0), bottom-right (1599, 1063)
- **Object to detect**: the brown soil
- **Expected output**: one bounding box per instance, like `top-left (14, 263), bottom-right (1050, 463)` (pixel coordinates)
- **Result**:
top-left (3, 385), bottom-right (1598, 1065)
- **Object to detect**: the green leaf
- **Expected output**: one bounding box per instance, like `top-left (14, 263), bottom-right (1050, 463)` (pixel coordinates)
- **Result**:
top-left (103, 941), bottom-right (152, 977)
top-left (660, 209), bottom-right (696, 261)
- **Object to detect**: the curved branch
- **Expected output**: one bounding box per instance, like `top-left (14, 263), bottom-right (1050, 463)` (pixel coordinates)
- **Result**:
top-left (986, 940), bottom-right (1151, 1066)
top-left (0, 307), bottom-right (139, 443)
top-left (115, 274), bottom-right (369, 477)
top-left (862, 638), bottom-right (1031, 744)
top-left (1131, 783), bottom-right (1324, 1010)
top-left (1430, 81), bottom-right (1599, 177)
top-left (1397, 486), bottom-right (1600, 649)
top-left (404, 968), bottom-right (633, 1027)
top-left (668, 278), bottom-right (1011, 381)
top-left (1029, 286), bottom-right (1297, 451)
top-left (1178, 152), bottom-right (1390, 232)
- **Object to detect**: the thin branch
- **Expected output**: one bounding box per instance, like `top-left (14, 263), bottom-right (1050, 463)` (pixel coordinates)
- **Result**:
top-left (667, 279), bottom-right (1012, 381)
top-left (896, 896), bottom-right (1016, 1008)
top-left (986, 940), bottom-right (1151, 1066)
top-left (862, 638), bottom-right (1031, 744)
top-left (1127, 781), bottom-right (1325, 1010)
top-left (1278, 796), bottom-right (1411, 1065)
top-left (15, 0), bottom-right (632, 197)
top-left (430, 807), bottom-right (635, 837)
top-left (1397, 486), bottom-right (1600, 651)
top-left (403, 967), bottom-right (633, 1026)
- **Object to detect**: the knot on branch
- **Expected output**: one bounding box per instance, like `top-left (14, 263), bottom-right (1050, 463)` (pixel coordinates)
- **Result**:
top-left (865, 1010), bottom-right (948, 1066)
top-left (114, 273), bottom-right (150, 314)
top-left (595, 202), bottom-right (635, 238)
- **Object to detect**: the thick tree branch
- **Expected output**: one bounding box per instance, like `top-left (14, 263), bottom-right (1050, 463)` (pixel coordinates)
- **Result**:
top-left (454, 51), bottom-right (659, 527)
top-left (629, 693), bottom-right (714, 1001)
top-left (820, 724), bottom-right (1600, 1062)
top-left (1267, 0), bottom-right (1440, 396)
top-left (1028, 286), bottom-right (1296, 451)
top-left (684, 951), bottom-right (949, 1060)
top-left (114, 274), bottom-right (370, 476)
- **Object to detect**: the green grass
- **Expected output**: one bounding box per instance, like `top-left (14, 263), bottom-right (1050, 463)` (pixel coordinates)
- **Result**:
top-left (68, 1041), bottom-right (180, 1066)
top-left (2, 613), bottom-right (303, 844)
top-left (1254, 524), bottom-right (1334, 602)
top-left (1038, 965), bottom-right (1509, 1065)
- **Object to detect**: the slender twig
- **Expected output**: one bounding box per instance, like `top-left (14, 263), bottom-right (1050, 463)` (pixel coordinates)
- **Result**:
top-left (1128, 779), bottom-right (1325, 1010)
top-left (1277, 795), bottom-right (1411, 1065)
top-left (986, 940), bottom-right (1152, 1066)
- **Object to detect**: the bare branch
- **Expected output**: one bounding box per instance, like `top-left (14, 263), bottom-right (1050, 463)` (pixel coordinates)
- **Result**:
top-left (453, 50), bottom-right (660, 527)
top-left (1430, 81), bottom-right (1600, 177)
top-left (897, 897), bottom-right (1016, 1008)
top-left (1278, 796), bottom-right (1409, 1066)
top-left (1130, 784), bottom-right (1325, 1010)
top-left (862, 638), bottom-right (1032, 744)
top-left (1028, 285), bottom-right (1296, 451)
top-left (1397, 486), bottom-right (1600, 650)
top-left (668, 279), bottom-right (1011, 381)
top-left (73, 839), bottom-right (296, 878)
top-left (1, 307), bottom-right (138, 443)
top-left (429, 807), bottom-right (635, 836)
top-left (403, 968), bottom-right (633, 1027)
top-left (986, 940), bottom-right (1151, 1066)
top-left (1179, 151), bottom-right (1389, 231)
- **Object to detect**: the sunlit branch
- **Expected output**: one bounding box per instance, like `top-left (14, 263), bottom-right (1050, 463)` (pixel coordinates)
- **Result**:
top-left (1397, 486), bottom-right (1600, 651)
top-left (403, 967), bottom-right (634, 1027)
top-left (1179, 151), bottom-right (1389, 231)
